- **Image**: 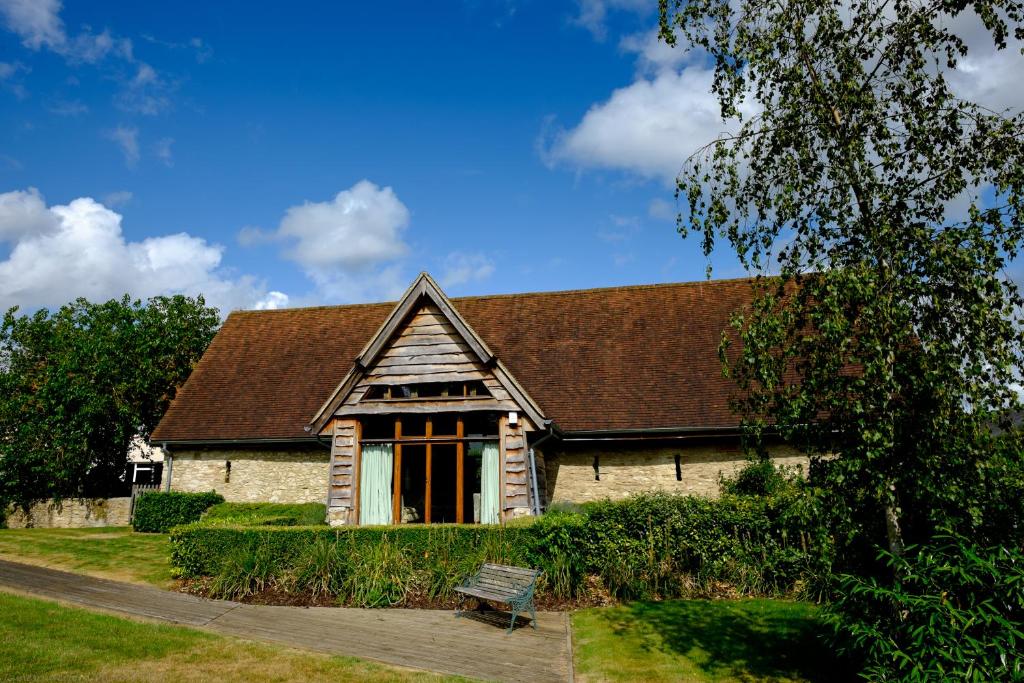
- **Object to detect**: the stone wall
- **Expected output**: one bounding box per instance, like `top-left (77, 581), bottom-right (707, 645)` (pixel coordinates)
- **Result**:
top-left (546, 442), bottom-right (808, 505)
top-left (169, 448), bottom-right (331, 504)
top-left (6, 497), bottom-right (132, 528)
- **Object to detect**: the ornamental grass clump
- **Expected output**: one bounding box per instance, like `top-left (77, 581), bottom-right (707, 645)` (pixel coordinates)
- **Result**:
top-left (285, 537), bottom-right (348, 600)
top-left (343, 533), bottom-right (413, 607)
top-left (210, 542), bottom-right (281, 600)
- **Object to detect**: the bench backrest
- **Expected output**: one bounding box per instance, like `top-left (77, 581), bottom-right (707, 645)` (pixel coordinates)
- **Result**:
top-left (477, 563), bottom-right (541, 593)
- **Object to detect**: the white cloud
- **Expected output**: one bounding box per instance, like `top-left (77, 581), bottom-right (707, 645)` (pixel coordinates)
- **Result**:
top-left (0, 60), bottom-right (22, 79)
top-left (154, 137), bottom-right (173, 166)
top-left (619, 28), bottom-right (689, 74)
top-left (253, 291), bottom-right (290, 310)
top-left (46, 98), bottom-right (88, 116)
top-left (0, 0), bottom-right (169, 114)
top-left (648, 197), bottom-right (676, 221)
top-left (243, 180), bottom-right (414, 304)
top-left (572, 0), bottom-right (650, 41)
top-left (279, 180), bottom-right (410, 270)
top-left (0, 188), bottom-right (285, 314)
top-left (102, 190), bottom-right (132, 207)
top-left (0, 0), bottom-right (130, 63)
top-left (0, 0), bottom-right (64, 51)
top-left (236, 225), bottom-right (273, 247)
top-left (0, 187), bottom-right (59, 241)
top-left (544, 66), bottom-right (739, 184)
top-left (440, 252), bottom-right (495, 288)
top-left (105, 125), bottom-right (139, 167)
top-left (929, 9), bottom-right (1023, 114)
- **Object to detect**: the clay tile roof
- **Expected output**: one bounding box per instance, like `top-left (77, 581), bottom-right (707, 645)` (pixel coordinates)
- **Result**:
top-left (151, 277), bottom-right (760, 443)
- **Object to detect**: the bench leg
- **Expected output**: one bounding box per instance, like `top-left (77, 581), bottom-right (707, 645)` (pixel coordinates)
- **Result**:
top-left (530, 601), bottom-right (537, 630)
top-left (507, 608), bottom-right (517, 635)
top-left (455, 594), bottom-right (467, 618)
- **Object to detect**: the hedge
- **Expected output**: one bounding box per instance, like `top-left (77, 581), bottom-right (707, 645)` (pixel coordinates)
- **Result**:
top-left (132, 491), bottom-right (225, 533)
top-left (169, 492), bottom-right (833, 604)
top-left (200, 502), bottom-right (327, 527)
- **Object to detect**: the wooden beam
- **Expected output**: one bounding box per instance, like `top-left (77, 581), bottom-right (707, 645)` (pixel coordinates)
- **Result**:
top-left (456, 416), bottom-right (465, 524)
top-left (392, 417), bottom-right (402, 525)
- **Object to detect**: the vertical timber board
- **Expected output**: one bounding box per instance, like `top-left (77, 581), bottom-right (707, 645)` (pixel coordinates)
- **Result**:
top-left (503, 418), bottom-right (529, 512)
top-left (329, 418), bottom-right (357, 514)
top-left (351, 419), bottom-right (362, 526)
top-left (498, 415), bottom-right (508, 521)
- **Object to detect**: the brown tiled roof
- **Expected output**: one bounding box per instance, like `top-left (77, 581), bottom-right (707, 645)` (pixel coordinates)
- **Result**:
top-left (152, 277), bottom-right (760, 442)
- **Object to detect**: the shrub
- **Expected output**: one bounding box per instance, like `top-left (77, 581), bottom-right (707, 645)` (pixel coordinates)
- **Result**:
top-left (170, 491), bottom-right (832, 605)
top-left (823, 532), bottom-right (1024, 681)
top-left (201, 502), bottom-right (327, 527)
top-left (719, 458), bottom-right (803, 497)
top-left (132, 491), bottom-right (224, 533)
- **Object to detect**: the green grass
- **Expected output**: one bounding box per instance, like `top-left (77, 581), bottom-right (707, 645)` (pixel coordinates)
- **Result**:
top-left (0, 591), bottom-right (463, 682)
top-left (0, 527), bottom-right (172, 587)
top-left (572, 598), bottom-right (858, 683)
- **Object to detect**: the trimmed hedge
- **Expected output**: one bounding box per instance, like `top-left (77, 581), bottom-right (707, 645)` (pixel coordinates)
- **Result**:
top-left (201, 502), bottom-right (327, 527)
top-left (132, 491), bottom-right (224, 533)
top-left (170, 492), bottom-right (833, 604)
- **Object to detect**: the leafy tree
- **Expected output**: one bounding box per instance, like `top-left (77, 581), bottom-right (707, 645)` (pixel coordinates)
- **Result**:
top-left (658, 0), bottom-right (1024, 557)
top-left (0, 295), bottom-right (219, 511)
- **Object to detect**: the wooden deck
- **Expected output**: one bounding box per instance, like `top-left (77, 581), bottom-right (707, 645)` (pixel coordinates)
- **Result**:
top-left (0, 559), bottom-right (572, 682)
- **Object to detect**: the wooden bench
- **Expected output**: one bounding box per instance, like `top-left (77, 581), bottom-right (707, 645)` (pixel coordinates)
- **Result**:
top-left (454, 563), bottom-right (542, 634)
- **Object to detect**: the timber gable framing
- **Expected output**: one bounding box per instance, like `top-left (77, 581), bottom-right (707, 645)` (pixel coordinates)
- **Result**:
top-left (309, 272), bottom-right (547, 435)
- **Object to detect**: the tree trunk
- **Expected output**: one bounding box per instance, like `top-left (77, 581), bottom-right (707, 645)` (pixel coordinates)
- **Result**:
top-left (884, 483), bottom-right (905, 556)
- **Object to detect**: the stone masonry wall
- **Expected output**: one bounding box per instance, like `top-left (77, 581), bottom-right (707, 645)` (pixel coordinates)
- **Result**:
top-left (6, 498), bottom-right (132, 528)
top-left (546, 442), bottom-right (808, 505)
top-left (170, 449), bottom-right (331, 504)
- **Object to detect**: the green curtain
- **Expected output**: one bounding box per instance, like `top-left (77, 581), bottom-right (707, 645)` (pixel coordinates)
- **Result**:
top-left (360, 443), bottom-right (393, 525)
top-left (481, 441), bottom-right (500, 524)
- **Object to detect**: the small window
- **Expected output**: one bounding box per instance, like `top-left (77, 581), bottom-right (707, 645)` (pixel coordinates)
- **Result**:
top-left (362, 415), bottom-right (395, 440)
top-left (463, 412), bottom-right (499, 438)
top-left (432, 414), bottom-right (459, 437)
top-left (361, 381), bottom-right (491, 402)
top-left (402, 414), bottom-right (429, 437)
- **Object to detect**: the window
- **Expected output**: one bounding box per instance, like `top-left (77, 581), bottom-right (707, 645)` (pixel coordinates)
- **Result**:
top-left (359, 413), bottom-right (500, 524)
top-left (361, 380), bottom-right (490, 401)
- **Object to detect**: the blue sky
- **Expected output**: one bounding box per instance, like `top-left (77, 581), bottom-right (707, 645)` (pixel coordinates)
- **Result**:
top-left (0, 1), bottom-right (1017, 314)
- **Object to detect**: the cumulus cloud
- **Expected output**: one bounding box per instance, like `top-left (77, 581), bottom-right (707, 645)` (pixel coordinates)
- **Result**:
top-left (105, 125), bottom-right (139, 167)
top-left (253, 291), bottom-right (290, 310)
top-left (0, 188), bottom-right (286, 314)
top-left (544, 65), bottom-right (738, 184)
top-left (0, 188), bottom-right (59, 241)
top-left (278, 180), bottom-right (410, 271)
top-left (239, 180), bottom-right (414, 303)
top-left (440, 252), bottom-right (495, 288)
top-left (551, 13), bottom-right (1022, 188)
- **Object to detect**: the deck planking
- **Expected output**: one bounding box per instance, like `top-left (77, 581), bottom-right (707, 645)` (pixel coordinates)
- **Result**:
top-left (0, 559), bottom-right (571, 682)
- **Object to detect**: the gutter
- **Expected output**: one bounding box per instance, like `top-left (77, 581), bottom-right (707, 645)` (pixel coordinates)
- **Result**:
top-left (557, 425), bottom-right (755, 442)
top-left (157, 437), bottom-right (321, 448)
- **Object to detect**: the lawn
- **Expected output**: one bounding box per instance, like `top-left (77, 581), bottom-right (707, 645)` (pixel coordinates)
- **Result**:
top-left (572, 598), bottom-right (858, 683)
top-left (0, 527), bottom-right (172, 587)
top-left (0, 591), bottom-right (464, 682)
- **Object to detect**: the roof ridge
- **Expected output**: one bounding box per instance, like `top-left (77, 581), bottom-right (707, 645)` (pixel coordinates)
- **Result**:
top-left (229, 275), bottom-right (764, 316)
